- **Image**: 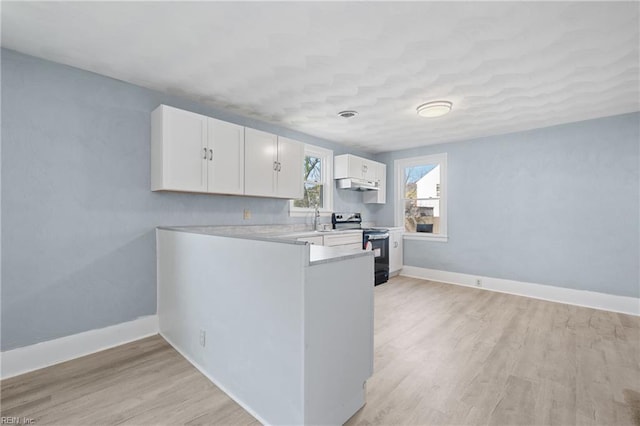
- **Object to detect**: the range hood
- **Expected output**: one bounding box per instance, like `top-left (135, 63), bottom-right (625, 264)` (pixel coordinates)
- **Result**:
top-left (336, 178), bottom-right (379, 191)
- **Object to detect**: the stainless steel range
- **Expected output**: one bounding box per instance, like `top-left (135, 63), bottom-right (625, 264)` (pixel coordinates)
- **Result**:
top-left (331, 212), bottom-right (389, 285)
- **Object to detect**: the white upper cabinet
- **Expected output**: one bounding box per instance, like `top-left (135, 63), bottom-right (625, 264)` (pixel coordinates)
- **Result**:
top-left (152, 105), bottom-right (302, 199)
top-left (151, 105), bottom-right (244, 195)
top-left (276, 136), bottom-right (304, 199)
top-left (335, 154), bottom-right (387, 204)
top-left (348, 155), bottom-right (366, 179)
top-left (336, 154), bottom-right (366, 180)
top-left (244, 129), bottom-right (304, 199)
top-left (362, 160), bottom-right (377, 182)
top-left (208, 118), bottom-right (245, 195)
top-left (335, 154), bottom-right (379, 182)
top-left (363, 162), bottom-right (386, 204)
top-left (244, 128), bottom-right (278, 197)
top-left (152, 105), bottom-right (208, 192)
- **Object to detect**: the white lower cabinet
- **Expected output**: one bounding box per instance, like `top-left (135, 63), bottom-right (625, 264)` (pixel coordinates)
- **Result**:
top-left (297, 236), bottom-right (324, 245)
top-left (288, 231), bottom-right (363, 250)
top-left (323, 233), bottom-right (363, 250)
top-left (388, 227), bottom-right (404, 274)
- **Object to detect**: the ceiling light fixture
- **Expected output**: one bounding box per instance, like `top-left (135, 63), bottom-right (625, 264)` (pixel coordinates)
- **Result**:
top-left (338, 110), bottom-right (358, 118)
top-left (416, 101), bottom-right (452, 118)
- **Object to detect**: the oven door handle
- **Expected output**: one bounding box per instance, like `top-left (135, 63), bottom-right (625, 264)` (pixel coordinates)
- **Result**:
top-left (366, 234), bottom-right (389, 240)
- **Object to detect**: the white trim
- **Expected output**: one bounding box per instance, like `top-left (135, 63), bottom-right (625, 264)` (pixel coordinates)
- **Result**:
top-left (160, 332), bottom-right (269, 426)
top-left (289, 144), bottom-right (334, 216)
top-left (394, 153), bottom-right (448, 239)
top-left (401, 266), bottom-right (640, 316)
top-left (0, 315), bottom-right (159, 379)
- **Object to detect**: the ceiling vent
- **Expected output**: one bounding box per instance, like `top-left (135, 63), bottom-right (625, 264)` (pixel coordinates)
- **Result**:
top-left (338, 110), bottom-right (359, 118)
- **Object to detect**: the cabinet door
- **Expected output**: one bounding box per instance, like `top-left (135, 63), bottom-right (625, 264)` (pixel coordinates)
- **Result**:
top-left (323, 233), bottom-right (363, 247)
top-left (363, 162), bottom-right (386, 204)
top-left (389, 230), bottom-right (403, 273)
top-left (208, 119), bottom-right (244, 195)
top-left (155, 105), bottom-right (208, 192)
top-left (297, 236), bottom-right (324, 245)
top-left (333, 154), bottom-right (348, 179)
top-left (244, 128), bottom-right (278, 197)
top-left (348, 155), bottom-right (365, 179)
top-left (362, 159), bottom-right (377, 181)
top-left (377, 163), bottom-right (387, 203)
top-left (276, 136), bottom-right (304, 199)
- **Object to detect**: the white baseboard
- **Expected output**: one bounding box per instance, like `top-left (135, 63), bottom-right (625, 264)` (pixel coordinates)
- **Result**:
top-left (401, 266), bottom-right (640, 316)
top-left (159, 332), bottom-right (269, 426)
top-left (1, 315), bottom-right (159, 380)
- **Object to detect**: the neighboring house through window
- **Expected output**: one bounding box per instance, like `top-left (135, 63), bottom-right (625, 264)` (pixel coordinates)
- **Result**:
top-left (290, 144), bottom-right (333, 215)
top-left (395, 153), bottom-right (447, 241)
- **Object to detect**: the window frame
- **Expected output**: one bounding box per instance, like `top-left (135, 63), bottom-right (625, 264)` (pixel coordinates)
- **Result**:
top-left (395, 153), bottom-right (448, 242)
top-left (289, 144), bottom-right (334, 217)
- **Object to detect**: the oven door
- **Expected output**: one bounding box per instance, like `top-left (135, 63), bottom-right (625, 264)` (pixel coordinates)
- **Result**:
top-left (365, 234), bottom-right (389, 262)
top-left (364, 233), bottom-right (390, 285)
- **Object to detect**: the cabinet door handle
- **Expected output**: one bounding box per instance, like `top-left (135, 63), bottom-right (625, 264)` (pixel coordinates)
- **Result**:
top-left (273, 161), bottom-right (278, 171)
top-left (394, 241), bottom-right (398, 248)
top-left (277, 162), bottom-right (282, 172)
top-left (203, 147), bottom-right (207, 159)
top-left (209, 149), bottom-right (213, 161)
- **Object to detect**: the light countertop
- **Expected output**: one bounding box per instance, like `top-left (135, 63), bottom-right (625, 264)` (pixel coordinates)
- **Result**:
top-left (157, 225), bottom-right (372, 265)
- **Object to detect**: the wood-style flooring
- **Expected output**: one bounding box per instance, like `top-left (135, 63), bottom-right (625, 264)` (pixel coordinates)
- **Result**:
top-left (2, 276), bottom-right (639, 425)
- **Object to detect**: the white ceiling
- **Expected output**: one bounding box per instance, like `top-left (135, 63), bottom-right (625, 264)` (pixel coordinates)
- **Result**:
top-left (2, 2), bottom-right (639, 153)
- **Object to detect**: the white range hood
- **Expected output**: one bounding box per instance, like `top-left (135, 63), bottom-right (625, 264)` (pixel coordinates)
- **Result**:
top-left (336, 177), bottom-right (379, 191)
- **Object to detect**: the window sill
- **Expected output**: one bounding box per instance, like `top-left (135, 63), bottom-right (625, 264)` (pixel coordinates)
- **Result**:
top-left (402, 233), bottom-right (448, 242)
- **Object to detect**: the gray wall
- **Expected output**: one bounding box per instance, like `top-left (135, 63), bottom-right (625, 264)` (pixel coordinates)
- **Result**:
top-left (0, 49), bottom-right (377, 351)
top-left (375, 113), bottom-right (640, 298)
top-left (3, 48), bottom-right (638, 352)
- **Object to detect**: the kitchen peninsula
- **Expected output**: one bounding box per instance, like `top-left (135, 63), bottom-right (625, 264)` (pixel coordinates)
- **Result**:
top-left (156, 226), bottom-right (374, 425)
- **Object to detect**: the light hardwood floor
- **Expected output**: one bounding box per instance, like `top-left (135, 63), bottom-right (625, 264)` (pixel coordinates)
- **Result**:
top-left (2, 276), bottom-right (639, 425)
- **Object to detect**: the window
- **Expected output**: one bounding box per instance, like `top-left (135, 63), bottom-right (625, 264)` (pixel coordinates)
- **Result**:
top-left (290, 144), bottom-right (333, 216)
top-left (395, 153), bottom-right (447, 241)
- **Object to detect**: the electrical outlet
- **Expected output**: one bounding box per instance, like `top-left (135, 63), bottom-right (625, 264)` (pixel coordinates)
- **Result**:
top-left (243, 209), bottom-right (251, 220)
top-left (476, 278), bottom-right (482, 287)
top-left (199, 329), bottom-right (206, 347)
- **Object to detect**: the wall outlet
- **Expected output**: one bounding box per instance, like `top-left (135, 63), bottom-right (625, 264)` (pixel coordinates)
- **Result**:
top-left (475, 278), bottom-right (482, 287)
top-left (199, 329), bottom-right (206, 347)
top-left (243, 209), bottom-right (251, 220)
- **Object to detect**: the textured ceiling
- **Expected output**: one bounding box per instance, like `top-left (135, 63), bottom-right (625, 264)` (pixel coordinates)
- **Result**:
top-left (2, 2), bottom-right (639, 153)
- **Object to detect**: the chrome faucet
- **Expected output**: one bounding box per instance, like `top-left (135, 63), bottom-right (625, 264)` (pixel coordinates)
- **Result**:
top-left (313, 203), bottom-right (320, 231)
